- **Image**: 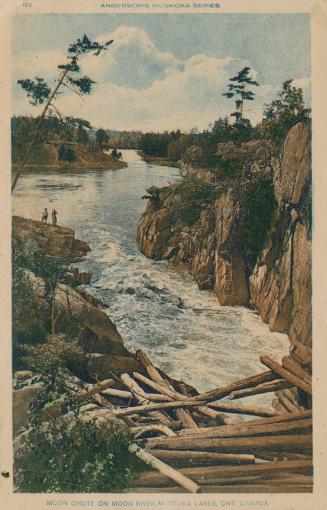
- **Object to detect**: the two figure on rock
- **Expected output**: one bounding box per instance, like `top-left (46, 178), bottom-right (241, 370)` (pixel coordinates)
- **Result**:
top-left (41, 208), bottom-right (58, 225)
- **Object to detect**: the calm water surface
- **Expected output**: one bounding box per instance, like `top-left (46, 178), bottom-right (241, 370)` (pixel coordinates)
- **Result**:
top-left (12, 150), bottom-right (289, 406)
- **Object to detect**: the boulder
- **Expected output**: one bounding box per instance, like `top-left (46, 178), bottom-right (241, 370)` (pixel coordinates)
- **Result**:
top-left (55, 284), bottom-right (125, 355)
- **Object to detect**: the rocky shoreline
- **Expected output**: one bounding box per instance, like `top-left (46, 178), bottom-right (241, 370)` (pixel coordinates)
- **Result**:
top-left (137, 122), bottom-right (312, 355)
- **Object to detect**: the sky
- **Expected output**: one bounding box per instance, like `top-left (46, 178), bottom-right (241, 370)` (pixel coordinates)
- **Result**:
top-left (11, 13), bottom-right (311, 132)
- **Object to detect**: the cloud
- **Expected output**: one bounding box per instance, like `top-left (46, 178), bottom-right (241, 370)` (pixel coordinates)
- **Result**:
top-left (13, 26), bottom-right (308, 131)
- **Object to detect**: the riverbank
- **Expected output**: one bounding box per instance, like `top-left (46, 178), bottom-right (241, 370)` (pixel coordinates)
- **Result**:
top-left (137, 150), bottom-right (177, 168)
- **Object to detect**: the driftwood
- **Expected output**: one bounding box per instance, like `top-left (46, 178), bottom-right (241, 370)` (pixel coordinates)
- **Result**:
top-left (260, 356), bottom-right (312, 395)
top-left (230, 379), bottom-right (293, 399)
top-left (282, 356), bottom-right (312, 386)
top-left (146, 433), bottom-right (313, 453)
top-left (132, 445), bottom-right (201, 493)
top-left (135, 351), bottom-right (198, 429)
top-left (133, 371), bottom-right (226, 422)
top-left (101, 388), bottom-right (133, 400)
top-left (276, 391), bottom-right (302, 413)
top-left (195, 370), bottom-right (277, 403)
top-left (121, 373), bottom-right (170, 402)
top-left (131, 459), bottom-right (313, 488)
top-left (131, 425), bottom-right (176, 438)
top-left (153, 450), bottom-right (256, 467)
top-left (131, 484), bottom-right (312, 493)
top-left (77, 379), bottom-right (115, 401)
top-left (176, 418), bottom-right (312, 439)
top-left (120, 373), bottom-right (173, 427)
top-left (113, 400), bottom-right (205, 417)
top-left (208, 401), bottom-right (276, 417)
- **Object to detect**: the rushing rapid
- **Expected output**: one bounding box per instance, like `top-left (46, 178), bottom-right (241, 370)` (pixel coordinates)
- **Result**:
top-left (12, 150), bottom-right (289, 405)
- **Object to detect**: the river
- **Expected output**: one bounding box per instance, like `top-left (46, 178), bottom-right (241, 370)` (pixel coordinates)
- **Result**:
top-left (12, 150), bottom-right (289, 408)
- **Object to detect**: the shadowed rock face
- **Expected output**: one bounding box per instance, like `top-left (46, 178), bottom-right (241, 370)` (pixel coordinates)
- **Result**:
top-left (12, 216), bottom-right (91, 261)
top-left (250, 122), bottom-right (311, 347)
top-left (137, 122), bottom-right (311, 348)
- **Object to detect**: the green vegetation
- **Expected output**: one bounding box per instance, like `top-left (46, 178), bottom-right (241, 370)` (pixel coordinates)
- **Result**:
top-left (172, 177), bottom-right (223, 225)
top-left (239, 179), bottom-right (277, 267)
top-left (222, 66), bottom-right (259, 125)
top-left (259, 79), bottom-right (311, 149)
top-left (15, 417), bottom-right (146, 493)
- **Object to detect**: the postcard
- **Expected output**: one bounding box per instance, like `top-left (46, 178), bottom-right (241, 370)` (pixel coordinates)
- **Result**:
top-left (0, 0), bottom-right (326, 509)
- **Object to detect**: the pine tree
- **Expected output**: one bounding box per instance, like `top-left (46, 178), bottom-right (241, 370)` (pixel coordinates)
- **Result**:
top-left (223, 66), bottom-right (259, 125)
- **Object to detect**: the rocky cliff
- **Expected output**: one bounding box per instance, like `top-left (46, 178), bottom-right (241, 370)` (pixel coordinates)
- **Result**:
top-left (137, 122), bottom-right (312, 349)
top-left (13, 215), bottom-right (91, 261)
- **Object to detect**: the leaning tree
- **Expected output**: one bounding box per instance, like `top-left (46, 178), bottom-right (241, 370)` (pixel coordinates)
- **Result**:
top-left (223, 66), bottom-right (259, 125)
top-left (12, 34), bottom-right (113, 192)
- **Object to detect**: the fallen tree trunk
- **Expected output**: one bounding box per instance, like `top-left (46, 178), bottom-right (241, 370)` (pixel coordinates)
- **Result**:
top-left (130, 484), bottom-right (312, 493)
top-left (113, 400), bottom-right (205, 417)
top-left (134, 351), bottom-right (199, 429)
top-left (131, 445), bottom-right (201, 493)
top-left (132, 459), bottom-right (312, 488)
top-left (175, 418), bottom-right (312, 439)
top-left (146, 433), bottom-right (313, 453)
top-left (208, 401), bottom-right (276, 417)
top-left (260, 356), bottom-right (312, 395)
top-left (230, 380), bottom-right (293, 399)
top-left (153, 450), bottom-right (256, 467)
top-left (131, 425), bottom-right (176, 438)
top-left (195, 371), bottom-right (277, 403)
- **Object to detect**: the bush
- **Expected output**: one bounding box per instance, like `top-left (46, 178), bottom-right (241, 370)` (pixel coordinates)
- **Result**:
top-left (173, 177), bottom-right (223, 225)
top-left (21, 334), bottom-right (88, 377)
top-left (239, 179), bottom-right (277, 267)
top-left (14, 417), bottom-right (147, 492)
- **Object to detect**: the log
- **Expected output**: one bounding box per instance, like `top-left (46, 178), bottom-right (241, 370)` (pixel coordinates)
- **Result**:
top-left (120, 373), bottom-right (172, 427)
top-left (121, 374), bottom-right (170, 402)
top-left (132, 459), bottom-right (313, 488)
top-left (230, 379), bottom-right (293, 399)
top-left (101, 388), bottom-right (133, 400)
top-left (195, 370), bottom-right (277, 402)
top-left (131, 425), bottom-right (176, 438)
top-left (260, 356), bottom-right (312, 395)
top-left (179, 409), bottom-right (312, 433)
top-left (282, 356), bottom-right (312, 386)
top-left (113, 400), bottom-right (205, 417)
top-left (175, 418), bottom-right (312, 440)
top-left (208, 401), bottom-right (277, 417)
top-left (131, 445), bottom-right (201, 493)
top-left (254, 451), bottom-right (312, 462)
top-left (134, 371), bottom-right (226, 423)
top-left (153, 450), bottom-right (256, 466)
top-left (277, 391), bottom-right (302, 413)
top-left (130, 484), bottom-right (312, 493)
top-left (77, 379), bottom-right (115, 401)
top-left (146, 433), bottom-right (313, 453)
top-left (134, 352), bottom-right (199, 429)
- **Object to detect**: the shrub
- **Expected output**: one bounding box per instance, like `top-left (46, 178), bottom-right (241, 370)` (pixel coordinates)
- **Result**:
top-left (173, 177), bottom-right (223, 225)
top-left (21, 334), bottom-right (87, 377)
top-left (239, 179), bottom-right (277, 267)
top-left (14, 417), bottom-right (147, 492)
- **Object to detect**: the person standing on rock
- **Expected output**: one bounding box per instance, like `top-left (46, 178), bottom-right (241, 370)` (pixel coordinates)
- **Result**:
top-left (52, 209), bottom-right (58, 225)
top-left (41, 208), bottom-right (48, 223)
